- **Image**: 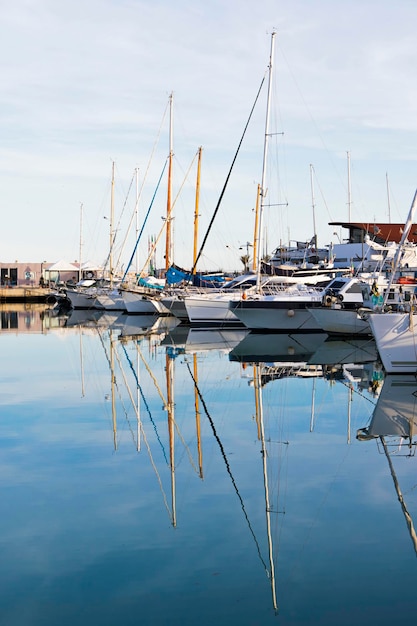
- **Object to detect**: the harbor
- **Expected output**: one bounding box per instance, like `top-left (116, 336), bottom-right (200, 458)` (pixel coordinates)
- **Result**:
top-left (1, 304), bottom-right (416, 625)
top-left (2, 3), bottom-right (417, 624)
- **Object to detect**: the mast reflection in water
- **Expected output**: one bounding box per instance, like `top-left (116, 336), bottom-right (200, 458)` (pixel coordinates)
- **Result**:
top-left (1, 307), bottom-right (416, 625)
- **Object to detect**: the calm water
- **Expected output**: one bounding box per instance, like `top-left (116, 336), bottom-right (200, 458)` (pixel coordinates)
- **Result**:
top-left (1, 306), bottom-right (417, 625)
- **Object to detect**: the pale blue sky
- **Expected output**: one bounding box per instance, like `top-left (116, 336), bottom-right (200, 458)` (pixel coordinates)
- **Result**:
top-left (1, 0), bottom-right (416, 271)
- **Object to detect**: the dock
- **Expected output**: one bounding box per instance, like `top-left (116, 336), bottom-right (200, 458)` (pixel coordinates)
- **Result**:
top-left (0, 286), bottom-right (62, 304)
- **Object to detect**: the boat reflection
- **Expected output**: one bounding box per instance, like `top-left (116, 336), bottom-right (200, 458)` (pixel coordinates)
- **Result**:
top-left (161, 325), bottom-right (249, 354)
top-left (229, 331), bottom-right (328, 365)
top-left (357, 374), bottom-right (417, 554)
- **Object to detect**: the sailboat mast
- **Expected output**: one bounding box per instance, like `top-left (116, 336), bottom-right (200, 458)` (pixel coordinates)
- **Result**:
top-left (252, 184), bottom-right (261, 272)
top-left (165, 92), bottom-right (174, 272)
top-left (309, 164), bottom-right (317, 248)
top-left (193, 147), bottom-right (202, 274)
top-left (79, 202), bottom-right (83, 282)
top-left (256, 31), bottom-right (276, 289)
top-left (110, 161), bottom-right (115, 287)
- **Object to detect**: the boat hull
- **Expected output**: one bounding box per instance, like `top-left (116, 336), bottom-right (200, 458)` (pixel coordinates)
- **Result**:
top-left (368, 312), bottom-right (417, 374)
top-left (184, 294), bottom-right (243, 326)
top-left (308, 306), bottom-right (371, 335)
top-left (121, 290), bottom-right (169, 315)
top-left (230, 297), bottom-right (323, 331)
top-left (65, 289), bottom-right (104, 310)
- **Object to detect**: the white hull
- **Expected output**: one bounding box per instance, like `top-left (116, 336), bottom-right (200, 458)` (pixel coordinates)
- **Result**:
top-left (121, 289), bottom-right (168, 315)
top-left (230, 294), bottom-right (323, 331)
top-left (308, 307), bottom-right (371, 335)
top-left (160, 295), bottom-right (189, 321)
top-left (65, 289), bottom-right (104, 310)
top-left (95, 291), bottom-right (126, 311)
top-left (184, 294), bottom-right (242, 326)
top-left (368, 311), bottom-right (417, 374)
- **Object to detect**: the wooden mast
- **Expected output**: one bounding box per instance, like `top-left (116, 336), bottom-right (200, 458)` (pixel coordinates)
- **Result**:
top-left (193, 147), bottom-right (203, 275)
top-left (165, 92), bottom-right (174, 272)
top-left (252, 184), bottom-right (261, 272)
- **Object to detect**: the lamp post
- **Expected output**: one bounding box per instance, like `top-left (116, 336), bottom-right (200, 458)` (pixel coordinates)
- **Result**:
top-left (239, 242), bottom-right (253, 272)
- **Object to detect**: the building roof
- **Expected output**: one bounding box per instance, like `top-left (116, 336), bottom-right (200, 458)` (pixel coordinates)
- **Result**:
top-left (329, 222), bottom-right (417, 245)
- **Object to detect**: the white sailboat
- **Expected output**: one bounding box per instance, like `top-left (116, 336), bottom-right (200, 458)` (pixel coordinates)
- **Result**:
top-left (227, 33), bottom-right (329, 332)
top-left (367, 190), bottom-right (417, 373)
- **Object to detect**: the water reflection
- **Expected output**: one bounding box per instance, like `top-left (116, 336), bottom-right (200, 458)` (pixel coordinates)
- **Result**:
top-left (0, 303), bottom-right (67, 333)
top-left (357, 375), bottom-right (417, 555)
top-left (1, 306), bottom-right (417, 625)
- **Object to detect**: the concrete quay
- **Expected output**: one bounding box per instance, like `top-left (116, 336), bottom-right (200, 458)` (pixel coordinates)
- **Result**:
top-left (0, 286), bottom-right (61, 304)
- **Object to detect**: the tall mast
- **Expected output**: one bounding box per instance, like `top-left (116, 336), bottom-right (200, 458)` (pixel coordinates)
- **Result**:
top-left (110, 161), bottom-right (115, 287)
top-left (309, 164), bottom-right (317, 248)
top-left (79, 202), bottom-right (83, 282)
top-left (193, 147), bottom-right (202, 274)
top-left (256, 31), bottom-right (276, 289)
top-left (252, 184), bottom-right (261, 272)
top-left (165, 92), bottom-right (174, 272)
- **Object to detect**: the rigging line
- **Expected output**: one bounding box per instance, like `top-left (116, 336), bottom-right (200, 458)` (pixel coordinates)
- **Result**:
top-left (117, 103), bottom-right (169, 271)
top-left (96, 328), bottom-right (124, 439)
top-left (138, 415), bottom-right (173, 523)
top-left (191, 73), bottom-right (267, 273)
top-left (185, 360), bottom-right (269, 574)
top-left (380, 436), bottom-right (417, 556)
top-left (338, 379), bottom-right (379, 407)
top-left (114, 170), bottom-right (136, 270)
top-left (126, 345), bottom-right (204, 476)
top-left (120, 343), bottom-right (168, 464)
top-left (137, 151), bottom-right (199, 278)
top-left (122, 159), bottom-right (168, 281)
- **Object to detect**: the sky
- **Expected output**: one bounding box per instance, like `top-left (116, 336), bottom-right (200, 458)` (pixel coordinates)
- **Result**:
top-left (1, 0), bottom-right (417, 272)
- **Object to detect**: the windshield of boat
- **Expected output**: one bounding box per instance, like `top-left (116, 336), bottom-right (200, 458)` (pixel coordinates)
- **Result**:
top-left (222, 276), bottom-right (257, 290)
